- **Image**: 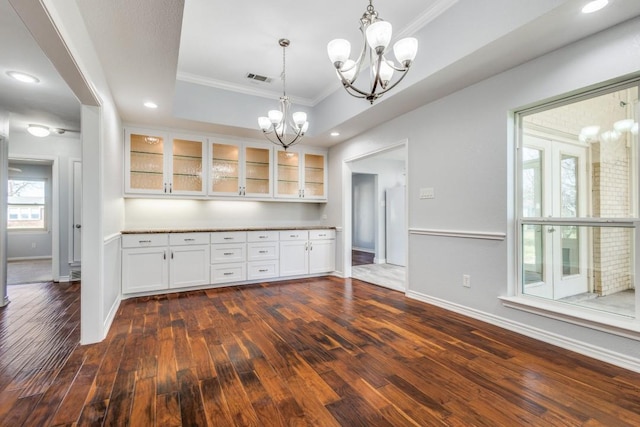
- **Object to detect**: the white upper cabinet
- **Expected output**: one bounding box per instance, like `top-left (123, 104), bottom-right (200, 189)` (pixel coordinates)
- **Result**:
top-left (125, 128), bottom-right (207, 196)
top-left (209, 140), bottom-right (272, 198)
top-left (274, 148), bottom-right (327, 200)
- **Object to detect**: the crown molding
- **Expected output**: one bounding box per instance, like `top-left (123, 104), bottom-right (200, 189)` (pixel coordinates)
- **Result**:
top-left (395, 0), bottom-right (459, 40)
top-left (176, 71), bottom-right (315, 107)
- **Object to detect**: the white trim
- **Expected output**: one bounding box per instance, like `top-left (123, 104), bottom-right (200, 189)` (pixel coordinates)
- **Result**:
top-left (103, 293), bottom-right (120, 340)
top-left (104, 232), bottom-right (121, 244)
top-left (406, 290), bottom-right (640, 373)
top-left (395, 0), bottom-right (459, 40)
top-left (177, 72), bottom-right (315, 107)
top-left (409, 228), bottom-right (506, 241)
top-left (352, 247), bottom-right (374, 253)
top-left (7, 256), bottom-right (52, 261)
top-left (58, 275), bottom-right (70, 283)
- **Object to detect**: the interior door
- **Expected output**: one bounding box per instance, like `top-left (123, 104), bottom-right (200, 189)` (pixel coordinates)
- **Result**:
top-left (72, 160), bottom-right (82, 264)
top-left (522, 135), bottom-right (588, 300)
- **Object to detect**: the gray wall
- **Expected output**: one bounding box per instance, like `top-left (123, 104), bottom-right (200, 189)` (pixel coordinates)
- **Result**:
top-left (7, 162), bottom-right (53, 259)
top-left (327, 17), bottom-right (640, 365)
top-left (8, 130), bottom-right (81, 279)
top-left (352, 173), bottom-right (376, 252)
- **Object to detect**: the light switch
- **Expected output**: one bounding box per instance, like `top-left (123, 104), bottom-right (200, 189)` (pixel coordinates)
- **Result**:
top-left (419, 187), bottom-right (435, 199)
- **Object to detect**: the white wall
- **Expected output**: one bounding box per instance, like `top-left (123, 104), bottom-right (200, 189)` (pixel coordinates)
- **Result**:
top-left (124, 199), bottom-right (325, 230)
top-left (352, 174), bottom-right (376, 253)
top-left (327, 17), bottom-right (640, 369)
top-left (7, 162), bottom-right (53, 260)
top-left (8, 132), bottom-right (80, 278)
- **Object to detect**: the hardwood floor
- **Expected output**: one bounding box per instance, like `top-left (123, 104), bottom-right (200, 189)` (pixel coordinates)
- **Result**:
top-left (352, 250), bottom-right (374, 266)
top-left (1, 277), bottom-right (640, 426)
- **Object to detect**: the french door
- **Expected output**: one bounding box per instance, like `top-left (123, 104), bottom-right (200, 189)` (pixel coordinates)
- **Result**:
top-left (522, 135), bottom-right (589, 300)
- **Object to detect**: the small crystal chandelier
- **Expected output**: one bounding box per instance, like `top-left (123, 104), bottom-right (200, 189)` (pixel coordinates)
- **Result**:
top-left (327, 0), bottom-right (418, 104)
top-left (258, 39), bottom-right (309, 150)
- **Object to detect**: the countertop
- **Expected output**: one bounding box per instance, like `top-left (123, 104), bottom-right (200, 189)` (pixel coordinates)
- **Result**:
top-left (121, 226), bottom-right (336, 234)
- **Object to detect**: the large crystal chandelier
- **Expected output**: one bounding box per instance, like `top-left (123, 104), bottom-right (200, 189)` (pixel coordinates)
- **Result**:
top-left (327, 0), bottom-right (418, 104)
top-left (258, 39), bottom-right (309, 150)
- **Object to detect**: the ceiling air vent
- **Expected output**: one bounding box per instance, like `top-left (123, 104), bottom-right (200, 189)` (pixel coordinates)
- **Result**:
top-left (246, 73), bottom-right (272, 83)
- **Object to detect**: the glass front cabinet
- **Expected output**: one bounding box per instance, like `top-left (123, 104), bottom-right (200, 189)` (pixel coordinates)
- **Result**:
top-left (210, 141), bottom-right (272, 198)
top-left (274, 148), bottom-right (327, 200)
top-left (125, 128), bottom-right (206, 196)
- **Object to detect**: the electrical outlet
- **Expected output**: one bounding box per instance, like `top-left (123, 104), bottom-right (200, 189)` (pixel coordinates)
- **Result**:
top-left (462, 274), bottom-right (471, 288)
top-left (31, 242), bottom-right (37, 249)
top-left (419, 187), bottom-right (435, 199)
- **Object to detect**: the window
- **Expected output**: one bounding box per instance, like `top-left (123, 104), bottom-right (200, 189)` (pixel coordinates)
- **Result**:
top-left (7, 178), bottom-right (47, 230)
top-left (513, 82), bottom-right (640, 332)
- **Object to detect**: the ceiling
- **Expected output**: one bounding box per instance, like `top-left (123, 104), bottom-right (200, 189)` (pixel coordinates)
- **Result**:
top-left (2, 0), bottom-right (640, 147)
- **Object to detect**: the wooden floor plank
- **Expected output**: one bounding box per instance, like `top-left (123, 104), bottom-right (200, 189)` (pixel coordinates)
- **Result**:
top-left (1, 278), bottom-right (640, 425)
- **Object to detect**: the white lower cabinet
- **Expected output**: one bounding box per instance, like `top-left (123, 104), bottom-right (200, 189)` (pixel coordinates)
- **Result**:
top-left (211, 231), bottom-right (247, 284)
top-left (122, 233), bottom-right (210, 294)
top-left (123, 229), bottom-right (335, 295)
top-left (279, 229), bottom-right (336, 277)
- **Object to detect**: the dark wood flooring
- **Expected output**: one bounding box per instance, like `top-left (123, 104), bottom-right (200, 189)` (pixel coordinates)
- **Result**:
top-left (352, 250), bottom-right (374, 266)
top-left (1, 277), bottom-right (640, 426)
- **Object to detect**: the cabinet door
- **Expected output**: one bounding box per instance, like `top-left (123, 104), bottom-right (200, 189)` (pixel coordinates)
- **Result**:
top-left (244, 144), bottom-right (272, 197)
top-left (274, 149), bottom-right (301, 198)
top-left (279, 240), bottom-right (308, 276)
top-left (170, 245), bottom-right (210, 289)
top-left (210, 141), bottom-right (241, 196)
top-left (309, 239), bottom-right (335, 274)
top-left (122, 247), bottom-right (169, 293)
top-left (125, 129), bottom-right (167, 194)
top-left (170, 135), bottom-right (206, 195)
top-left (303, 151), bottom-right (327, 200)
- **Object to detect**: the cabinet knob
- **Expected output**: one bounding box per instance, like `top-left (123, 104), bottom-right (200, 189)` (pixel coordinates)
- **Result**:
top-left (259, 269), bottom-right (268, 273)
top-left (75, 224), bottom-right (82, 229)
top-left (223, 252), bottom-right (233, 256)
top-left (223, 272), bottom-right (233, 276)
top-left (258, 250), bottom-right (268, 254)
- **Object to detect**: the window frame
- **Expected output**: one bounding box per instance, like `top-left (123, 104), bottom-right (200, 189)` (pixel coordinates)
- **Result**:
top-left (504, 78), bottom-right (640, 339)
top-left (7, 177), bottom-right (48, 232)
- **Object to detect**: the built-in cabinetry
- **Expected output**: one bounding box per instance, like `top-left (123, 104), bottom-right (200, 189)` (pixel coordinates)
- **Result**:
top-left (274, 148), bottom-right (327, 200)
top-left (122, 228), bottom-right (335, 295)
top-left (279, 229), bottom-right (336, 277)
top-left (125, 128), bottom-right (206, 196)
top-left (124, 127), bottom-right (326, 201)
top-left (210, 141), bottom-right (272, 197)
top-left (122, 233), bottom-right (210, 294)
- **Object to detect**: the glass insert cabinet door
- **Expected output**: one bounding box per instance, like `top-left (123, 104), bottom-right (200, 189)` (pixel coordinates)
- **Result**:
top-left (127, 131), bottom-right (166, 193)
top-left (126, 129), bottom-right (206, 195)
top-left (210, 141), bottom-right (272, 197)
top-left (304, 153), bottom-right (326, 199)
top-left (276, 150), bottom-right (301, 197)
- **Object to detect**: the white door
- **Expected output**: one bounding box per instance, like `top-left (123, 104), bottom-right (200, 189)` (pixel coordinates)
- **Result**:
top-left (309, 239), bottom-right (335, 274)
top-left (522, 135), bottom-right (589, 300)
top-left (386, 186), bottom-right (406, 266)
top-left (72, 160), bottom-right (82, 263)
top-left (122, 247), bottom-right (169, 293)
top-left (170, 245), bottom-right (210, 289)
top-left (279, 240), bottom-right (308, 276)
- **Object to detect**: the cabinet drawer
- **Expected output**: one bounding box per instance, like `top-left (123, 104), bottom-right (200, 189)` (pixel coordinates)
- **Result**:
top-left (211, 263), bottom-right (246, 284)
top-left (247, 242), bottom-right (279, 261)
top-left (122, 233), bottom-right (168, 248)
top-left (211, 243), bottom-right (246, 264)
top-left (310, 229), bottom-right (335, 240)
top-left (247, 230), bottom-right (279, 242)
top-left (211, 231), bottom-right (247, 244)
top-left (279, 230), bottom-right (308, 241)
top-left (247, 261), bottom-right (279, 280)
top-left (169, 233), bottom-right (210, 246)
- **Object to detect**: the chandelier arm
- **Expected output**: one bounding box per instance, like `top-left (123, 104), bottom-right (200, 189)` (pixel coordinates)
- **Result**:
top-left (369, 53), bottom-right (384, 96)
top-left (369, 67), bottom-right (412, 99)
top-left (336, 69), bottom-right (375, 98)
top-left (379, 53), bottom-right (411, 72)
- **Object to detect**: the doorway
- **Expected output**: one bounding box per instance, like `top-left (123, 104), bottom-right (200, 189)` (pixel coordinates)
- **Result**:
top-left (6, 159), bottom-right (55, 285)
top-left (344, 143), bottom-right (408, 292)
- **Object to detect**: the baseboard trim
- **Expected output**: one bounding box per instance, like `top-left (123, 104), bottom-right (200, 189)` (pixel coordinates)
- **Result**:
top-left (405, 290), bottom-right (640, 374)
top-left (8, 256), bottom-right (52, 261)
top-left (57, 275), bottom-right (70, 283)
top-left (103, 296), bottom-right (121, 340)
top-left (352, 247), bottom-right (374, 254)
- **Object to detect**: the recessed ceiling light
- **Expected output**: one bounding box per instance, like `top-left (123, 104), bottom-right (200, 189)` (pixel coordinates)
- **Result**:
top-left (144, 101), bottom-right (158, 109)
top-left (27, 124), bottom-right (50, 137)
top-left (582, 0), bottom-right (608, 14)
top-left (330, 132), bottom-right (340, 137)
top-left (7, 71), bottom-right (40, 83)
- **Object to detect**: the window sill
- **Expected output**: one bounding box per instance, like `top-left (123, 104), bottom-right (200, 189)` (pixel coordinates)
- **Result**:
top-left (500, 296), bottom-right (640, 341)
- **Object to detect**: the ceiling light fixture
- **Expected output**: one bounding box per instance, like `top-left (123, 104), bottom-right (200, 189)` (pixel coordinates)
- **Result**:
top-left (258, 38), bottom-right (309, 151)
top-left (7, 71), bottom-right (40, 83)
top-left (581, 0), bottom-right (608, 14)
top-left (327, 0), bottom-right (418, 104)
top-left (144, 101), bottom-right (158, 109)
top-left (27, 124), bottom-right (51, 137)
top-left (330, 132), bottom-right (340, 137)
